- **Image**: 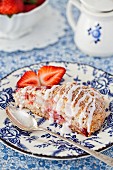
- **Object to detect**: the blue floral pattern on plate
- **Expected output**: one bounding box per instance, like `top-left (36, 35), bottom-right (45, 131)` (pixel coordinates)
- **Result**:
top-left (0, 62), bottom-right (113, 159)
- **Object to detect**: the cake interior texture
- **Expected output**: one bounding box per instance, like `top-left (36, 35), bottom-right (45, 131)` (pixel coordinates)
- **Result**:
top-left (13, 82), bottom-right (107, 136)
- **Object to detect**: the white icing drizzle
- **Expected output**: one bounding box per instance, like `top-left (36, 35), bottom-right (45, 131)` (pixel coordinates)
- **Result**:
top-left (71, 86), bottom-right (85, 116)
top-left (78, 95), bottom-right (92, 128)
top-left (60, 122), bottom-right (72, 135)
top-left (48, 112), bottom-right (54, 123)
top-left (15, 83), bottom-right (102, 134)
top-left (65, 85), bottom-right (80, 117)
top-left (42, 83), bottom-right (101, 133)
top-left (44, 85), bottom-right (58, 100)
top-left (53, 84), bottom-right (66, 102)
top-left (55, 83), bottom-right (71, 112)
top-left (87, 98), bottom-right (96, 132)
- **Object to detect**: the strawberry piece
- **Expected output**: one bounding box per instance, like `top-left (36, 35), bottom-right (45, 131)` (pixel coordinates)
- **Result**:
top-left (36, 0), bottom-right (45, 6)
top-left (24, 4), bottom-right (37, 12)
top-left (24, 0), bottom-right (45, 5)
top-left (17, 66), bottom-right (66, 88)
top-left (24, 0), bottom-right (37, 4)
top-left (17, 71), bottom-right (40, 88)
top-left (23, 0), bottom-right (45, 12)
top-left (82, 128), bottom-right (88, 137)
top-left (53, 111), bottom-right (65, 124)
top-left (37, 66), bottom-right (66, 87)
top-left (0, 0), bottom-right (24, 15)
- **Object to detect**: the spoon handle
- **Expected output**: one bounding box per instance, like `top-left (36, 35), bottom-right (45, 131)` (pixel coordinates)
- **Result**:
top-left (39, 126), bottom-right (113, 167)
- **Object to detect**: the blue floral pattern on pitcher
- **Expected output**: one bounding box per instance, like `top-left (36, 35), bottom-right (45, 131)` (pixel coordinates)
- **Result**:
top-left (88, 24), bottom-right (102, 43)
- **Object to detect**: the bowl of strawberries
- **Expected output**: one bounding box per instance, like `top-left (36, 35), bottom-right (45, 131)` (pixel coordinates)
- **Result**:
top-left (0, 0), bottom-right (48, 39)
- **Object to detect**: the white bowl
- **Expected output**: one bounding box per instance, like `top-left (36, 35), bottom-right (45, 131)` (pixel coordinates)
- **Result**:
top-left (0, 0), bottom-right (49, 39)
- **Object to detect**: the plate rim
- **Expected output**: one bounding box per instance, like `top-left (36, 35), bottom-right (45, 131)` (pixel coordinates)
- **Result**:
top-left (0, 137), bottom-right (113, 160)
top-left (1, 61), bottom-right (113, 81)
top-left (0, 61), bottom-right (113, 160)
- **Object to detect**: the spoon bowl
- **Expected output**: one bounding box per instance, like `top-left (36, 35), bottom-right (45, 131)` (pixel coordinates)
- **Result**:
top-left (5, 104), bottom-right (113, 167)
top-left (6, 105), bottom-right (38, 131)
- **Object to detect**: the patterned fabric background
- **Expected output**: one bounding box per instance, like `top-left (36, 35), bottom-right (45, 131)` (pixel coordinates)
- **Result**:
top-left (0, 0), bottom-right (113, 169)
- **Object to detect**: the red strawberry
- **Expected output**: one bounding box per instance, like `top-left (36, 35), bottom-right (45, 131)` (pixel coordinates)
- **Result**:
top-left (36, 0), bottom-right (45, 6)
top-left (23, 0), bottom-right (45, 13)
top-left (17, 66), bottom-right (66, 88)
top-left (24, 4), bottom-right (37, 12)
top-left (24, 0), bottom-right (37, 4)
top-left (24, 0), bottom-right (45, 5)
top-left (37, 66), bottom-right (66, 86)
top-left (0, 0), bottom-right (24, 15)
top-left (17, 71), bottom-right (40, 88)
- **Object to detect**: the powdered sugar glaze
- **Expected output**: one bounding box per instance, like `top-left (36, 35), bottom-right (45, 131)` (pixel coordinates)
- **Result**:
top-left (43, 82), bottom-right (104, 133)
top-left (14, 82), bottom-right (105, 135)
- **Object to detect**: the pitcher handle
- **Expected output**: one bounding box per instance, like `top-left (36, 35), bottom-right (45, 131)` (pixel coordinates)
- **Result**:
top-left (67, 0), bottom-right (81, 31)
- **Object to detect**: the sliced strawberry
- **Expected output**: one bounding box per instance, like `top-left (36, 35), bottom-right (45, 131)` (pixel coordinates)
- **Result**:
top-left (37, 66), bottom-right (66, 86)
top-left (17, 71), bottom-right (40, 88)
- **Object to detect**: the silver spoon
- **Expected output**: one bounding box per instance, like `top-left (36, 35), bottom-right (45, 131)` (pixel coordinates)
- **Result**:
top-left (6, 104), bottom-right (113, 167)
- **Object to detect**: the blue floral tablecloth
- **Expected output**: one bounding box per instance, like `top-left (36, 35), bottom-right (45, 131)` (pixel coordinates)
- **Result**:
top-left (0, 0), bottom-right (113, 169)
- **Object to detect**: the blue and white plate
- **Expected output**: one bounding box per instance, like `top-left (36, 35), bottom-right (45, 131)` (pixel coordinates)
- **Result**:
top-left (0, 62), bottom-right (113, 160)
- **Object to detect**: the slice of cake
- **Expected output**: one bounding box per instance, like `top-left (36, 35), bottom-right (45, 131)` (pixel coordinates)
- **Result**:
top-left (13, 82), bottom-right (107, 136)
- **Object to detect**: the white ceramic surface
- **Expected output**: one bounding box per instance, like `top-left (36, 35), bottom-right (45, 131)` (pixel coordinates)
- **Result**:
top-left (67, 0), bottom-right (113, 57)
top-left (0, 0), bottom-right (48, 39)
top-left (0, 62), bottom-right (113, 159)
top-left (0, 5), bottom-right (67, 52)
top-left (81, 0), bottom-right (113, 12)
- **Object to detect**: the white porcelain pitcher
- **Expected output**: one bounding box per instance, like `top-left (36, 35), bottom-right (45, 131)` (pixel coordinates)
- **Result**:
top-left (67, 0), bottom-right (113, 57)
